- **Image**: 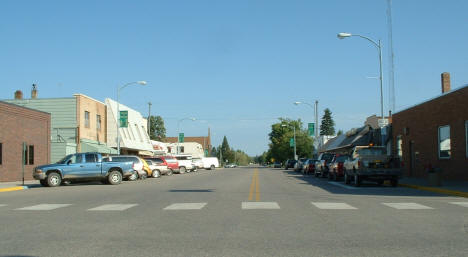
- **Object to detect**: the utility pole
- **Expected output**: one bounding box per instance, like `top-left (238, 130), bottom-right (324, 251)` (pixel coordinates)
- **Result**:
top-left (147, 102), bottom-right (152, 136)
top-left (315, 100), bottom-right (319, 156)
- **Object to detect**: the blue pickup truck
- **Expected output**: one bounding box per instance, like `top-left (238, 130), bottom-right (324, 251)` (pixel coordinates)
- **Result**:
top-left (33, 152), bottom-right (136, 187)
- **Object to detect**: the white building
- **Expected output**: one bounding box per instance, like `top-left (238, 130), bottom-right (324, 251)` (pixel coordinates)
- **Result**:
top-left (166, 142), bottom-right (204, 158)
top-left (105, 98), bottom-right (154, 156)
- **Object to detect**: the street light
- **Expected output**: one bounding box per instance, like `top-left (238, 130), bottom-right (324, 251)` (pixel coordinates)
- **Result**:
top-left (116, 81), bottom-right (147, 155)
top-left (282, 124), bottom-right (297, 160)
top-left (177, 117), bottom-right (196, 154)
top-left (337, 32), bottom-right (385, 146)
top-left (294, 100), bottom-right (319, 155)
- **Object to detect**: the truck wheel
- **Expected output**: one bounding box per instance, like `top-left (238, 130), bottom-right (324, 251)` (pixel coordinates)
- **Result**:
top-left (391, 179), bottom-right (398, 187)
top-left (47, 172), bottom-right (61, 187)
top-left (210, 165), bottom-right (215, 170)
top-left (179, 167), bottom-right (186, 173)
top-left (39, 179), bottom-right (48, 187)
top-left (354, 175), bottom-right (361, 187)
top-left (152, 170), bottom-right (161, 178)
top-left (108, 170), bottom-right (122, 185)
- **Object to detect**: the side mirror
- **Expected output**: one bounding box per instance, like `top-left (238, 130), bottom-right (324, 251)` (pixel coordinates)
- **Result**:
top-left (67, 160), bottom-right (72, 165)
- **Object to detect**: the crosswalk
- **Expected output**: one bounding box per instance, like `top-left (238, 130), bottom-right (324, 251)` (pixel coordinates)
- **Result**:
top-left (0, 201), bottom-right (467, 212)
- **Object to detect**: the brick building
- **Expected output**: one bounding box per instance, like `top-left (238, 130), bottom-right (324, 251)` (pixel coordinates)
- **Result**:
top-left (392, 73), bottom-right (468, 180)
top-left (0, 101), bottom-right (51, 182)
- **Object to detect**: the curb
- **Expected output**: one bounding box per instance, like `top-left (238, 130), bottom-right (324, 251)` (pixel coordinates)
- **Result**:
top-left (0, 186), bottom-right (29, 193)
top-left (400, 183), bottom-right (468, 198)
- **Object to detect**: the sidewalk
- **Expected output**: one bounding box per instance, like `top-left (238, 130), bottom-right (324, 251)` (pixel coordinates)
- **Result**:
top-left (400, 177), bottom-right (468, 198)
top-left (0, 180), bottom-right (40, 192)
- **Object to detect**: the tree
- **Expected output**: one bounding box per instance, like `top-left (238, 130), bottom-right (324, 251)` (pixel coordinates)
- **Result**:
top-left (220, 136), bottom-right (234, 163)
top-left (320, 108), bottom-right (335, 136)
top-left (148, 115), bottom-right (166, 140)
top-left (337, 130), bottom-right (344, 136)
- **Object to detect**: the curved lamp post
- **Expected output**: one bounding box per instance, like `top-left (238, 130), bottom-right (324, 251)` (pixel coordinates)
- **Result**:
top-left (117, 81), bottom-right (147, 155)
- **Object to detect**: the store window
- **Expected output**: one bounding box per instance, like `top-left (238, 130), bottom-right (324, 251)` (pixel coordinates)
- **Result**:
top-left (28, 145), bottom-right (34, 165)
top-left (96, 115), bottom-right (102, 131)
top-left (85, 111), bottom-right (90, 128)
top-left (438, 125), bottom-right (451, 159)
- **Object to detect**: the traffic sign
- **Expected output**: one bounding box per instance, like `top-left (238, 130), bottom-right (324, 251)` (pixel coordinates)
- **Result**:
top-left (289, 138), bottom-right (295, 147)
top-left (178, 133), bottom-right (184, 143)
top-left (308, 123), bottom-right (315, 136)
top-left (119, 111), bottom-right (128, 128)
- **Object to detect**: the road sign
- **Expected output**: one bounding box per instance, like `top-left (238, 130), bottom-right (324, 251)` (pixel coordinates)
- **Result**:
top-left (178, 133), bottom-right (184, 143)
top-left (289, 138), bottom-right (295, 147)
top-left (308, 123), bottom-right (315, 136)
top-left (119, 111), bottom-right (128, 128)
top-left (378, 118), bottom-right (389, 128)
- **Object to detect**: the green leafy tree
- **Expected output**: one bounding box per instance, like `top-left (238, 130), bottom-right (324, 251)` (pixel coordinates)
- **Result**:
top-left (148, 115), bottom-right (166, 140)
top-left (320, 108), bottom-right (335, 136)
top-left (337, 129), bottom-right (344, 136)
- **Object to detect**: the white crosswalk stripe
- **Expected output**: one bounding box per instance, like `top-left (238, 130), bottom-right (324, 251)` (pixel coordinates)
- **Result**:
top-left (242, 202), bottom-right (280, 210)
top-left (88, 204), bottom-right (138, 211)
top-left (0, 204), bottom-right (7, 207)
top-left (164, 203), bottom-right (207, 210)
top-left (15, 204), bottom-right (72, 211)
top-left (382, 203), bottom-right (433, 210)
top-left (449, 202), bottom-right (468, 208)
top-left (311, 202), bottom-right (358, 210)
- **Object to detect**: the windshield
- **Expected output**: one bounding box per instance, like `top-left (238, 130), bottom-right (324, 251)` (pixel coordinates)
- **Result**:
top-left (56, 154), bottom-right (73, 164)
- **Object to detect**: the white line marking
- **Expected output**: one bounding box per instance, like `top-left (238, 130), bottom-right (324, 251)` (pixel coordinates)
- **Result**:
top-left (88, 204), bottom-right (138, 211)
top-left (311, 202), bottom-right (358, 210)
top-left (242, 202), bottom-right (280, 210)
top-left (382, 203), bottom-right (433, 210)
top-left (328, 182), bottom-right (357, 190)
top-left (164, 203), bottom-right (207, 210)
top-left (15, 204), bottom-right (72, 211)
top-left (0, 204), bottom-right (7, 207)
top-left (449, 202), bottom-right (468, 208)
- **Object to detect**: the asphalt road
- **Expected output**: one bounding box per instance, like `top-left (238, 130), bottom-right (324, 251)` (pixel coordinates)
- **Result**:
top-left (1, 166), bottom-right (467, 257)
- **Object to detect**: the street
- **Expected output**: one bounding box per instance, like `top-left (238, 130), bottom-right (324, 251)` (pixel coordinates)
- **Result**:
top-left (1, 167), bottom-right (467, 257)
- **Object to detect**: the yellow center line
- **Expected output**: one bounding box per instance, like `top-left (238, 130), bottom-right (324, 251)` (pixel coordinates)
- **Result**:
top-left (248, 169), bottom-right (260, 201)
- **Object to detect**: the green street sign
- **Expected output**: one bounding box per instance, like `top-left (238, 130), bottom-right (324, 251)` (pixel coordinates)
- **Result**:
top-left (308, 123), bottom-right (315, 136)
top-left (119, 111), bottom-right (128, 128)
top-left (289, 138), bottom-right (295, 147)
top-left (204, 149), bottom-right (209, 157)
top-left (178, 133), bottom-right (184, 143)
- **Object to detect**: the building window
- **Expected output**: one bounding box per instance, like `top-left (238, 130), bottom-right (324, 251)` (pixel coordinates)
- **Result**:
top-left (396, 135), bottom-right (403, 159)
top-left (96, 115), bottom-right (101, 131)
top-left (28, 145), bottom-right (34, 165)
top-left (84, 111), bottom-right (90, 128)
top-left (438, 125), bottom-right (451, 159)
top-left (180, 146), bottom-right (185, 153)
top-left (0, 142), bottom-right (2, 165)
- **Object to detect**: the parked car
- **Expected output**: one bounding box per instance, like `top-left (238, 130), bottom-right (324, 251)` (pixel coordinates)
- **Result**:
top-left (192, 158), bottom-right (204, 171)
top-left (224, 163), bottom-right (237, 168)
top-left (294, 158), bottom-right (308, 172)
top-left (273, 161), bottom-right (282, 168)
top-left (285, 159), bottom-right (297, 170)
top-left (174, 154), bottom-right (195, 173)
top-left (303, 159), bottom-right (318, 175)
top-left (144, 159), bottom-right (167, 178)
top-left (314, 153), bottom-right (335, 178)
top-left (160, 156), bottom-right (179, 174)
top-left (103, 155), bottom-right (148, 180)
top-left (327, 154), bottom-right (351, 181)
top-left (343, 146), bottom-right (401, 187)
top-left (201, 157), bottom-right (220, 170)
top-left (145, 157), bottom-right (173, 175)
top-left (33, 152), bottom-right (135, 187)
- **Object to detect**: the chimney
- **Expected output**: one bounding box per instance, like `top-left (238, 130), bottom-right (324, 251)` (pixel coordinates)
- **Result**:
top-left (31, 84), bottom-right (38, 99)
top-left (14, 90), bottom-right (23, 100)
top-left (441, 72), bottom-right (451, 93)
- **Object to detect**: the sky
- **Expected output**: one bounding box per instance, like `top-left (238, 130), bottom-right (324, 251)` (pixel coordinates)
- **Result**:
top-left (1, 0), bottom-right (467, 156)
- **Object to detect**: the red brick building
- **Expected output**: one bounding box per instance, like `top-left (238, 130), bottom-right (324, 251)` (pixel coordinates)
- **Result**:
top-left (0, 101), bottom-right (51, 182)
top-left (392, 73), bottom-right (468, 180)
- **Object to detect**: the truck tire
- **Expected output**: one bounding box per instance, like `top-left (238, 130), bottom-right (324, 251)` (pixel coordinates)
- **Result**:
top-left (39, 179), bottom-right (48, 187)
top-left (179, 167), bottom-right (186, 173)
top-left (210, 165), bottom-right (215, 170)
top-left (107, 170), bottom-right (122, 185)
top-left (354, 175), bottom-right (361, 187)
top-left (152, 170), bottom-right (160, 178)
top-left (46, 172), bottom-right (61, 187)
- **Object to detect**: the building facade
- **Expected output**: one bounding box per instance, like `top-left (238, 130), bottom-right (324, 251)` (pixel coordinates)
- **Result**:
top-left (392, 73), bottom-right (468, 180)
top-left (164, 128), bottom-right (212, 156)
top-left (0, 101), bottom-right (51, 182)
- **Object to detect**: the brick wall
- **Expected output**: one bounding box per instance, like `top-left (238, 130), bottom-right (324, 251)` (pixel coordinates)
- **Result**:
top-left (0, 102), bottom-right (51, 182)
top-left (392, 86), bottom-right (468, 180)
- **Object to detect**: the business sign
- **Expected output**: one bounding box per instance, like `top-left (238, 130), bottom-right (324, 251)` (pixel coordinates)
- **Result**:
top-left (308, 123), bottom-right (315, 136)
top-left (119, 111), bottom-right (128, 128)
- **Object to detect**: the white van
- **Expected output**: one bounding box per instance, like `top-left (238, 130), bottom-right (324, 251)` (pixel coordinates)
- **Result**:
top-left (174, 154), bottom-right (194, 173)
top-left (201, 157), bottom-right (220, 170)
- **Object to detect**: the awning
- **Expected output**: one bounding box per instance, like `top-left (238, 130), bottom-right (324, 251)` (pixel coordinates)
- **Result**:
top-left (138, 150), bottom-right (154, 156)
top-left (81, 139), bottom-right (118, 154)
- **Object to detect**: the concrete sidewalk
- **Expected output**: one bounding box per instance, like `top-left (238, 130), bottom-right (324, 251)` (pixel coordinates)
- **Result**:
top-left (400, 177), bottom-right (468, 198)
top-left (0, 180), bottom-right (40, 192)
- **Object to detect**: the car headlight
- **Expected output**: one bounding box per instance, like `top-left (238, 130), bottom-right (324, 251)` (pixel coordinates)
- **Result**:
top-left (35, 169), bottom-right (43, 174)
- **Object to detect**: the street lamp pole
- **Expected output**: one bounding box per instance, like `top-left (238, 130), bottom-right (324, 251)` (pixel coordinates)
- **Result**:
top-left (294, 100), bottom-right (319, 155)
top-left (116, 81), bottom-right (147, 155)
top-left (338, 32), bottom-right (385, 146)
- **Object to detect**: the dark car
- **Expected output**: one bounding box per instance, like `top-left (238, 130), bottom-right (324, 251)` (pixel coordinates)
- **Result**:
top-left (285, 159), bottom-right (297, 170)
top-left (327, 154), bottom-right (351, 181)
top-left (273, 161), bottom-right (282, 168)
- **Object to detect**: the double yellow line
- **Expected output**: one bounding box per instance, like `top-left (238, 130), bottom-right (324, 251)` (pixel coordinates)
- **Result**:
top-left (248, 169), bottom-right (260, 201)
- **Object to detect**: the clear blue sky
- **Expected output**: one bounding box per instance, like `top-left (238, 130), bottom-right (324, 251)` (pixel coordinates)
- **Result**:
top-left (1, 0), bottom-right (467, 155)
